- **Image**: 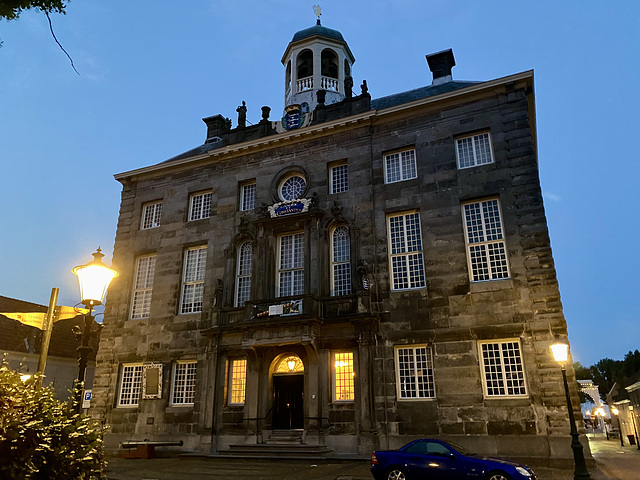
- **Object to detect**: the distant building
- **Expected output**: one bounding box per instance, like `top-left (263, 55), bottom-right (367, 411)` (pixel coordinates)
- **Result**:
top-left (0, 295), bottom-right (98, 399)
top-left (92, 19), bottom-right (585, 461)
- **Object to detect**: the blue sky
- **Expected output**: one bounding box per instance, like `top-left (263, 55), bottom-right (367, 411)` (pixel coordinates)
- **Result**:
top-left (1, 1), bottom-right (638, 367)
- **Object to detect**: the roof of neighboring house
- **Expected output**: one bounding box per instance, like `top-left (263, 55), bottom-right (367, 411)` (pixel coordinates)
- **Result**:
top-left (0, 295), bottom-right (99, 360)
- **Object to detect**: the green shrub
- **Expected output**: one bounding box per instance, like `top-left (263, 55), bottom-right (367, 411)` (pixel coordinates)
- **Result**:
top-left (0, 361), bottom-right (106, 480)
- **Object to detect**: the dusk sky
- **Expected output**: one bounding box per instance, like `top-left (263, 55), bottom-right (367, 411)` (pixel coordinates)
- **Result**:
top-left (1, 1), bottom-right (638, 367)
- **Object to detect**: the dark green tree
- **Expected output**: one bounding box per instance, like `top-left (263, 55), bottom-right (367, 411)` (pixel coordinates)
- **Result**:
top-left (0, 0), bottom-right (66, 20)
top-left (0, 361), bottom-right (106, 480)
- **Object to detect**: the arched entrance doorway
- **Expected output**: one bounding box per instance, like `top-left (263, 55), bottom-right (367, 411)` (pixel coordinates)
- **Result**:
top-left (272, 354), bottom-right (304, 430)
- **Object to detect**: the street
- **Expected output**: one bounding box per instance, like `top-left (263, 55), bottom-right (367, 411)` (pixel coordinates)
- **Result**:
top-left (104, 435), bottom-right (640, 480)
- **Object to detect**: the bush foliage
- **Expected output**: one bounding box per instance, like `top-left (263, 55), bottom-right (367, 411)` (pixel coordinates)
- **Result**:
top-left (0, 361), bottom-right (106, 480)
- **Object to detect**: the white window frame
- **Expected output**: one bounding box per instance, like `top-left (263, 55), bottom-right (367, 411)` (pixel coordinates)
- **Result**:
top-left (189, 191), bottom-right (212, 221)
top-left (118, 363), bottom-right (143, 407)
top-left (277, 232), bottom-right (304, 297)
top-left (394, 345), bottom-right (435, 400)
top-left (462, 198), bottom-right (510, 282)
top-left (387, 211), bottom-right (426, 290)
top-left (240, 182), bottom-right (256, 211)
top-left (455, 131), bottom-right (494, 169)
top-left (330, 225), bottom-right (351, 296)
top-left (478, 339), bottom-right (528, 398)
top-left (333, 351), bottom-right (355, 402)
top-left (329, 162), bottom-right (349, 194)
top-left (171, 360), bottom-right (197, 406)
top-left (130, 254), bottom-right (156, 320)
top-left (384, 148), bottom-right (417, 184)
top-left (180, 246), bottom-right (207, 314)
top-left (141, 201), bottom-right (163, 229)
top-left (235, 241), bottom-right (253, 307)
top-left (228, 358), bottom-right (247, 405)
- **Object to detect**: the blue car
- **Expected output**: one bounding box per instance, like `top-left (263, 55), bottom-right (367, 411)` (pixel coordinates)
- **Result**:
top-left (371, 439), bottom-right (536, 480)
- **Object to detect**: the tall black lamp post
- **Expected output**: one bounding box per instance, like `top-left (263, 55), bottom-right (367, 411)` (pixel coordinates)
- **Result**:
top-left (550, 336), bottom-right (593, 480)
top-left (72, 248), bottom-right (118, 413)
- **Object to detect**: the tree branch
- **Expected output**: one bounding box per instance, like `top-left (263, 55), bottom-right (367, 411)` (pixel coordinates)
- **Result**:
top-left (45, 10), bottom-right (79, 75)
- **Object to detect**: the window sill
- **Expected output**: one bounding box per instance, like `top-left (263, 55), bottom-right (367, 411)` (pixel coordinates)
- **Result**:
top-left (483, 396), bottom-right (530, 407)
top-left (397, 397), bottom-right (437, 402)
top-left (469, 279), bottom-right (513, 293)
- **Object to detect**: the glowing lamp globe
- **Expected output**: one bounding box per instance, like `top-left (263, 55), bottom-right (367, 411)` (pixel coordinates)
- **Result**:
top-left (73, 248), bottom-right (118, 306)
top-left (550, 337), bottom-right (569, 364)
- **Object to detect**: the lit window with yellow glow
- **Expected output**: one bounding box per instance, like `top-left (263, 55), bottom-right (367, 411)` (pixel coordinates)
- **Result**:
top-left (334, 352), bottom-right (354, 401)
top-left (229, 359), bottom-right (247, 405)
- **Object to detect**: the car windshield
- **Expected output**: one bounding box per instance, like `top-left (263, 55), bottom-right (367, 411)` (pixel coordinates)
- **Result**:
top-left (447, 441), bottom-right (474, 456)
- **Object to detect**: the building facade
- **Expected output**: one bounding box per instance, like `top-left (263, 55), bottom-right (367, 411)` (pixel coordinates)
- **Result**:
top-left (92, 21), bottom-right (585, 461)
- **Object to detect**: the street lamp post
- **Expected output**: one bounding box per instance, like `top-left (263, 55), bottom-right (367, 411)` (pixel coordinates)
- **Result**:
top-left (72, 248), bottom-right (118, 413)
top-left (595, 407), bottom-right (608, 439)
top-left (550, 336), bottom-right (592, 480)
top-left (611, 407), bottom-right (624, 447)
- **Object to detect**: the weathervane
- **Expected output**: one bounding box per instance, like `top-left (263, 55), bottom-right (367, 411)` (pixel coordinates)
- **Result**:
top-left (313, 5), bottom-right (322, 25)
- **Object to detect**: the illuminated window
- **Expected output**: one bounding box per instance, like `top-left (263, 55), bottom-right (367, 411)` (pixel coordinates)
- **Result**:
top-left (118, 364), bottom-right (143, 407)
top-left (456, 132), bottom-right (493, 169)
top-left (334, 352), bottom-right (354, 402)
top-left (330, 162), bottom-right (348, 194)
top-left (189, 191), bottom-right (212, 221)
top-left (240, 182), bottom-right (256, 211)
top-left (479, 340), bottom-right (527, 397)
top-left (275, 355), bottom-right (304, 374)
top-left (130, 254), bottom-right (156, 319)
top-left (384, 149), bottom-right (417, 184)
top-left (229, 359), bottom-right (247, 405)
top-left (172, 361), bottom-right (197, 405)
top-left (235, 241), bottom-right (252, 306)
top-left (331, 226), bottom-right (351, 296)
top-left (180, 246), bottom-right (207, 314)
top-left (387, 211), bottom-right (426, 290)
top-left (462, 198), bottom-right (509, 282)
top-left (395, 346), bottom-right (435, 399)
top-left (278, 233), bottom-right (304, 296)
top-left (141, 201), bottom-right (162, 229)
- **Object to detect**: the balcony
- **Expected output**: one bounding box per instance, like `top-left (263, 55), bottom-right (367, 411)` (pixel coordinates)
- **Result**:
top-left (294, 76), bottom-right (339, 94)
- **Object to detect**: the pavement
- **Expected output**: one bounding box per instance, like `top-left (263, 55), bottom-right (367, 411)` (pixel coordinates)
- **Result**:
top-left (103, 435), bottom-right (640, 480)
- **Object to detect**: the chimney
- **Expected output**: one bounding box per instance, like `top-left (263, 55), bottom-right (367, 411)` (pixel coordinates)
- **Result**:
top-left (203, 114), bottom-right (228, 143)
top-left (426, 49), bottom-right (455, 86)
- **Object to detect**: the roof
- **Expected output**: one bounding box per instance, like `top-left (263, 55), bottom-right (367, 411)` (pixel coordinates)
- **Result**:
top-left (0, 295), bottom-right (99, 360)
top-left (370, 80), bottom-right (480, 110)
top-left (291, 25), bottom-right (345, 43)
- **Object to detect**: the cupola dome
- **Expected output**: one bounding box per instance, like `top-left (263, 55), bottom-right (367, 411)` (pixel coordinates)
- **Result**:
top-left (281, 11), bottom-right (355, 113)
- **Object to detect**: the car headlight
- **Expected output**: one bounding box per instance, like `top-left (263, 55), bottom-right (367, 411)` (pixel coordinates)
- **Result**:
top-left (515, 466), bottom-right (532, 477)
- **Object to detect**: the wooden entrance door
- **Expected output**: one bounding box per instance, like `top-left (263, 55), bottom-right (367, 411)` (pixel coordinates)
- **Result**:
top-left (272, 374), bottom-right (304, 430)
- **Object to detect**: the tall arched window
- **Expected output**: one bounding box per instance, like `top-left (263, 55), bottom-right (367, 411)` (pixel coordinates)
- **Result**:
top-left (297, 49), bottom-right (313, 79)
top-left (331, 226), bottom-right (351, 296)
top-left (321, 49), bottom-right (338, 78)
top-left (235, 241), bottom-right (252, 306)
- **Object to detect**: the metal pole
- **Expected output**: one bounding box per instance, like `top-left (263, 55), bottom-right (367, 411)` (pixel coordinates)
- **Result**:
top-left (75, 303), bottom-right (94, 414)
top-left (36, 288), bottom-right (59, 387)
top-left (561, 367), bottom-right (592, 480)
top-left (617, 414), bottom-right (624, 447)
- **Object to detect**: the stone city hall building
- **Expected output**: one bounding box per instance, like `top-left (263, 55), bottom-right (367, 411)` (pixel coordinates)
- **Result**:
top-left (92, 19), bottom-right (584, 461)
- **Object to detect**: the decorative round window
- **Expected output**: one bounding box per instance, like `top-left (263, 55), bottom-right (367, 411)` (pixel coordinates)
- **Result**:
top-left (279, 174), bottom-right (307, 201)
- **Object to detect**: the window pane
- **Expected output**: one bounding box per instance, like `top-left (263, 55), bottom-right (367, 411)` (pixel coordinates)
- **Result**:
top-left (397, 346), bottom-right (434, 399)
top-left (190, 192), bottom-right (212, 221)
top-left (401, 150), bottom-right (417, 179)
top-left (172, 362), bottom-right (197, 404)
top-left (474, 133), bottom-right (492, 165)
top-left (142, 202), bottom-right (162, 229)
top-left (385, 153), bottom-right (401, 183)
top-left (181, 247), bottom-right (207, 313)
top-left (241, 183), bottom-right (256, 211)
top-left (463, 199), bottom-right (509, 282)
top-left (334, 352), bottom-right (354, 401)
top-left (388, 212), bottom-right (426, 290)
top-left (331, 164), bottom-right (349, 194)
top-left (119, 365), bottom-right (143, 406)
top-left (236, 242), bottom-right (252, 306)
top-left (131, 255), bottom-right (156, 319)
top-left (230, 359), bottom-right (247, 404)
top-left (481, 341), bottom-right (526, 397)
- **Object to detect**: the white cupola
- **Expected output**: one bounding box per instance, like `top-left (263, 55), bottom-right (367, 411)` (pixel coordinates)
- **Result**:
top-left (281, 10), bottom-right (355, 113)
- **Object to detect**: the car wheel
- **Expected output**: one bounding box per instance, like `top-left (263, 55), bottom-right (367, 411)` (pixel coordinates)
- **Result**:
top-left (386, 467), bottom-right (407, 480)
top-left (485, 471), bottom-right (512, 480)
